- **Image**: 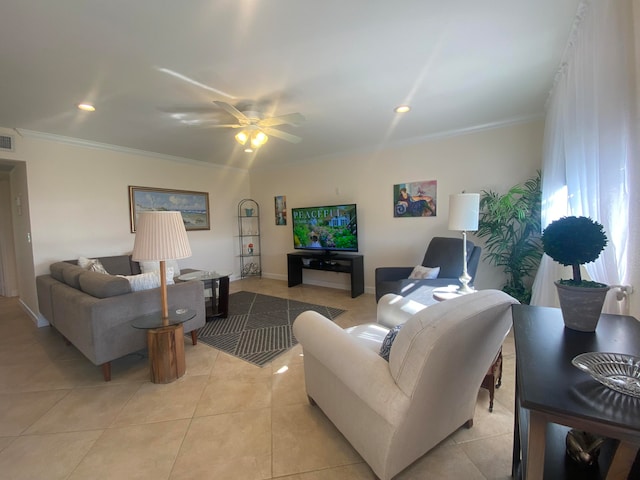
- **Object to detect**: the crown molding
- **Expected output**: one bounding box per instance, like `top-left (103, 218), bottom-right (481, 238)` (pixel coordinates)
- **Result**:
top-left (15, 129), bottom-right (245, 171)
top-left (18, 113), bottom-right (542, 173)
top-left (254, 113), bottom-right (544, 171)
top-left (399, 113), bottom-right (545, 146)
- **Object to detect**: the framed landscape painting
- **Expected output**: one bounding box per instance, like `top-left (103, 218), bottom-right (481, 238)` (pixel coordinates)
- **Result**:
top-left (129, 186), bottom-right (210, 232)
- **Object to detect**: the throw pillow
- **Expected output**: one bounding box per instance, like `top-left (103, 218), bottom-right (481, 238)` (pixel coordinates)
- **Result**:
top-left (78, 256), bottom-right (109, 275)
top-left (118, 267), bottom-right (175, 292)
top-left (408, 265), bottom-right (440, 280)
top-left (379, 324), bottom-right (403, 361)
top-left (139, 259), bottom-right (181, 278)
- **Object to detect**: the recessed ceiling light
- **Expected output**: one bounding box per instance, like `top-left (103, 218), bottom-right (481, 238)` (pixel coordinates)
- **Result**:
top-left (394, 105), bottom-right (411, 113)
top-left (77, 103), bottom-right (96, 112)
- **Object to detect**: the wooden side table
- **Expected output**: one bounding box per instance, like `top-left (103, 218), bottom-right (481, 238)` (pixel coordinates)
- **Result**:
top-left (133, 308), bottom-right (195, 384)
top-left (512, 304), bottom-right (640, 479)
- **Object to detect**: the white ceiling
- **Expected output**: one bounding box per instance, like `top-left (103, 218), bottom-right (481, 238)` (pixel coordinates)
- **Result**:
top-left (0, 1), bottom-right (580, 170)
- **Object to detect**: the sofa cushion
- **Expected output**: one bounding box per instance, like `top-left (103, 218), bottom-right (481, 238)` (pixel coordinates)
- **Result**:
top-left (78, 271), bottom-right (132, 298)
top-left (69, 255), bottom-right (138, 276)
top-left (58, 264), bottom-right (87, 289)
top-left (50, 262), bottom-right (70, 282)
top-left (98, 255), bottom-right (138, 276)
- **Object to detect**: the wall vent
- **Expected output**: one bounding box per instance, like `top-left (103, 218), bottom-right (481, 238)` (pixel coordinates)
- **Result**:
top-left (0, 135), bottom-right (14, 152)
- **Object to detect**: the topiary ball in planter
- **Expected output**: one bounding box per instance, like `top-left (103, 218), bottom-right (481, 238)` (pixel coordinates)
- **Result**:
top-left (554, 281), bottom-right (610, 332)
top-left (542, 216), bottom-right (609, 332)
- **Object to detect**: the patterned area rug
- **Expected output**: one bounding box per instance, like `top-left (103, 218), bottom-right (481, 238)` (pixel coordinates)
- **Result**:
top-left (193, 291), bottom-right (346, 367)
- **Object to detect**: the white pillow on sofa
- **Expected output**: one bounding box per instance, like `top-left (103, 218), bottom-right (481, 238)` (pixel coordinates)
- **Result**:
top-left (408, 265), bottom-right (440, 280)
top-left (139, 259), bottom-right (181, 278)
top-left (119, 267), bottom-right (175, 292)
top-left (78, 256), bottom-right (109, 274)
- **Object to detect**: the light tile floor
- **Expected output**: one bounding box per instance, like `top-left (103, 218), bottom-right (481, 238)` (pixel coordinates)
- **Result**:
top-left (0, 278), bottom-right (516, 479)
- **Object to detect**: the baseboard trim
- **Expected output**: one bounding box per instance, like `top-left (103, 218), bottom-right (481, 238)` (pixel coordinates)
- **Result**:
top-left (19, 298), bottom-right (50, 327)
top-left (233, 272), bottom-right (375, 296)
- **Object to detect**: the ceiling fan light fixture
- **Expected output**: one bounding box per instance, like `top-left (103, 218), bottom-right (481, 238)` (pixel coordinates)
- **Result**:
top-left (235, 129), bottom-right (267, 150)
top-left (235, 130), bottom-right (249, 145)
top-left (251, 131), bottom-right (268, 148)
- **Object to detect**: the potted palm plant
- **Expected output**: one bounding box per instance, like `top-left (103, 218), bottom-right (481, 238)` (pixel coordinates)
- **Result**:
top-left (541, 216), bottom-right (609, 332)
top-left (476, 172), bottom-right (543, 304)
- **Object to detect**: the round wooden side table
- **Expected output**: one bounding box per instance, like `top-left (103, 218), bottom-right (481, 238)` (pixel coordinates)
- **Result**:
top-left (132, 308), bottom-right (196, 384)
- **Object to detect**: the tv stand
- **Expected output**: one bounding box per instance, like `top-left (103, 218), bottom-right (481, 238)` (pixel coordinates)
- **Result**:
top-left (316, 250), bottom-right (337, 258)
top-left (287, 252), bottom-right (364, 298)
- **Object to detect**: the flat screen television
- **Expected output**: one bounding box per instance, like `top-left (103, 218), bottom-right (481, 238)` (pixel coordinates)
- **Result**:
top-left (292, 203), bottom-right (358, 254)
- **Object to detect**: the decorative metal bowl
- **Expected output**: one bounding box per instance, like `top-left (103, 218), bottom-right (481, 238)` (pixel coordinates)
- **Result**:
top-left (572, 352), bottom-right (640, 398)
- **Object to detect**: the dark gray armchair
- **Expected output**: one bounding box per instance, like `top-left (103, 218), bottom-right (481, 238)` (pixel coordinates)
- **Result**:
top-left (375, 236), bottom-right (481, 302)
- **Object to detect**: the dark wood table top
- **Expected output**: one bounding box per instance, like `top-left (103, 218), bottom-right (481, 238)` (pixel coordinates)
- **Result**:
top-left (512, 304), bottom-right (640, 434)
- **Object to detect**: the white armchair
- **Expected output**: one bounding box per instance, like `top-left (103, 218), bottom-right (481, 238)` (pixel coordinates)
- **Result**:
top-left (375, 292), bottom-right (430, 328)
top-left (292, 289), bottom-right (517, 480)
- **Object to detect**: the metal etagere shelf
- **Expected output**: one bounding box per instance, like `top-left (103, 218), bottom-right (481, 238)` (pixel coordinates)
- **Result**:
top-left (237, 199), bottom-right (261, 278)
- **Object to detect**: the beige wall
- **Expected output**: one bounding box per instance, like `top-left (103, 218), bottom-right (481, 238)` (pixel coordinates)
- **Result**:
top-left (4, 112), bottom-right (636, 319)
top-left (0, 128), bottom-right (250, 323)
top-left (249, 120), bottom-right (544, 294)
top-left (3, 120), bottom-right (543, 323)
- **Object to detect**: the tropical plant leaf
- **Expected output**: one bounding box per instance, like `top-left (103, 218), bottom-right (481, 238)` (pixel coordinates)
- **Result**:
top-left (476, 171), bottom-right (543, 304)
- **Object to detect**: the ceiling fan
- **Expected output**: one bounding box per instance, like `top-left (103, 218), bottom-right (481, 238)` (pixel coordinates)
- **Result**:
top-left (206, 101), bottom-right (305, 151)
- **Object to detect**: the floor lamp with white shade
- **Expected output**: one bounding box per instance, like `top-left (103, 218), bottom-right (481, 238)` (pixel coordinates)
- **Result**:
top-left (448, 193), bottom-right (480, 295)
top-left (132, 211), bottom-right (192, 324)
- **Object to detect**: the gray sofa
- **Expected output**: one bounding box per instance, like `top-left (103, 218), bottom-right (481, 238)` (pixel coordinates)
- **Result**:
top-left (36, 255), bottom-right (205, 381)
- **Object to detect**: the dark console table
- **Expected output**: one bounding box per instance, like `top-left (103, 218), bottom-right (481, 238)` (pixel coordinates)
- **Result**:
top-left (512, 304), bottom-right (640, 479)
top-left (287, 252), bottom-right (364, 298)
top-left (178, 270), bottom-right (230, 320)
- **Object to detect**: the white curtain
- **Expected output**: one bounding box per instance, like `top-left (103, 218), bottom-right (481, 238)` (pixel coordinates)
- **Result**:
top-left (531, 0), bottom-right (633, 314)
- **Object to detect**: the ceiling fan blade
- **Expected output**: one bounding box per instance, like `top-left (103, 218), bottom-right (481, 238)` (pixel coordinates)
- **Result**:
top-left (157, 68), bottom-right (236, 99)
top-left (160, 106), bottom-right (220, 115)
top-left (259, 112), bottom-right (305, 127)
top-left (213, 101), bottom-right (249, 123)
top-left (262, 127), bottom-right (302, 144)
top-left (200, 123), bottom-right (244, 128)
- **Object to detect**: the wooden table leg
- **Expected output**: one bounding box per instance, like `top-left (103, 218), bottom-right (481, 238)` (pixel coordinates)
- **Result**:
top-left (526, 410), bottom-right (547, 480)
top-left (606, 441), bottom-right (639, 480)
top-left (481, 348), bottom-right (502, 412)
top-left (147, 323), bottom-right (186, 384)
